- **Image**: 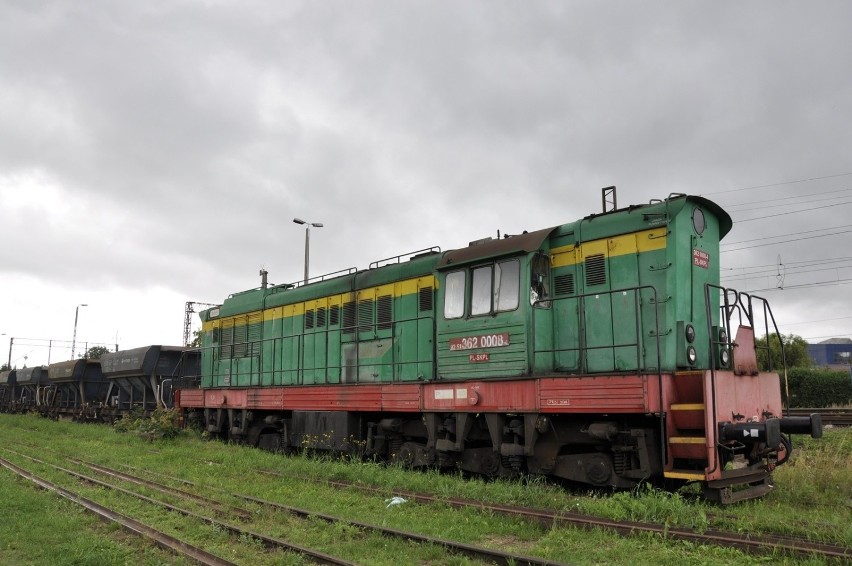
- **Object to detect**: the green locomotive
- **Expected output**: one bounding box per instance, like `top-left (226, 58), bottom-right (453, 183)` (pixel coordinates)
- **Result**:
top-left (180, 193), bottom-right (821, 502)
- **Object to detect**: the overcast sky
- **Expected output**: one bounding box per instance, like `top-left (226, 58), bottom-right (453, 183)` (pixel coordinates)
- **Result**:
top-left (2, 1), bottom-right (851, 367)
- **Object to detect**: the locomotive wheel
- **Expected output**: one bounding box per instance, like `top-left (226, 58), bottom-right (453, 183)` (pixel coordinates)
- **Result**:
top-left (392, 442), bottom-right (417, 468)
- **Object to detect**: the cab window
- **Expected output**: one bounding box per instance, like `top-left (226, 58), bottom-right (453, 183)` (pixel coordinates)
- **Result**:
top-left (531, 254), bottom-right (551, 308)
top-left (445, 259), bottom-right (521, 319)
top-left (444, 270), bottom-right (466, 319)
top-left (471, 265), bottom-right (492, 315)
top-left (495, 259), bottom-right (520, 311)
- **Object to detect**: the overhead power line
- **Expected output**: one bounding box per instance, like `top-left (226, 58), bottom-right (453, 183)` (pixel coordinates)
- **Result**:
top-left (723, 256), bottom-right (852, 272)
top-left (721, 227), bottom-right (852, 252)
top-left (724, 192), bottom-right (852, 213)
top-left (702, 172), bottom-right (852, 195)
top-left (781, 316), bottom-right (852, 328)
top-left (741, 277), bottom-right (852, 293)
top-left (722, 224), bottom-right (852, 246)
top-left (722, 263), bottom-right (852, 283)
top-left (722, 187), bottom-right (852, 209)
top-left (734, 201), bottom-right (852, 223)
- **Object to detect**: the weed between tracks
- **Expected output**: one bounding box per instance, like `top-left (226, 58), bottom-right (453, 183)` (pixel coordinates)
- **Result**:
top-left (1, 413), bottom-right (849, 565)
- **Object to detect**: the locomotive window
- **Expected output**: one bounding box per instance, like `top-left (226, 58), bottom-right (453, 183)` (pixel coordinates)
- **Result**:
top-left (530, 254), bottom-right (551, 308)
top-left (495, 259), bottom-right (520, 312)
top-left (471, 265), bottom-right (492, 315)
top-left (444, 271), bottom-right (466, 319)
top-left (692, 207), bottom-right (706, 235)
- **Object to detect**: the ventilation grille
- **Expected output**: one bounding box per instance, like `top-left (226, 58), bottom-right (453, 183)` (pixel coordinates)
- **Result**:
top-left (342, 302), bottom-right (356, 333)
top-left (585, 254), bottom-right (607, 286)
top-left (220, 326), bottom-right (233, 359)
top-left (247, 315), bottom-right (262, 356)
top-left (555, 273), bottom-right (575, 295)
top-left (317, 307), bottom-right (326, 328)
top-left (330, 305), bottom-right (340, 326)
top-left (359, 299), bottom-right (374, 333)
top-left (419, 286), bottom-right (433, 312)
top-left (377, 295), bottom-right (393, 330)
top-left (233, 324), bottom-right (247, 358)
top-left (305, 309), bottom-right (315, 330)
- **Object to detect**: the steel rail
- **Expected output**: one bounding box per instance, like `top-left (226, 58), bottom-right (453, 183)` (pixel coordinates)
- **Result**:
top-left (787, 407), bottom-right (852, 427)
top-left (238, 492), bottom-right (569, 566)
top-left (44, 454), bottom-right (569, 566)
top-left (3, 450), bottom-right (355, 566)
top-left (0, 457), bottom-right (237, 566)
top-left (66, 456), bottom-right (252, 520)
top-left (262, 472), bottom-right (850, 560)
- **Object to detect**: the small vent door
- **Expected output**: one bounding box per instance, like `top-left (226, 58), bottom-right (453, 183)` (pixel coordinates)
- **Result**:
top-left (581, 243), bottom-right (615, 372)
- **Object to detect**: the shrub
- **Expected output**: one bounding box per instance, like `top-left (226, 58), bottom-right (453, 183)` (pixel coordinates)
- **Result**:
top-left (784, 367), bottom-right (852, 407)
top-left (113, 408), bottom-right (182, 440)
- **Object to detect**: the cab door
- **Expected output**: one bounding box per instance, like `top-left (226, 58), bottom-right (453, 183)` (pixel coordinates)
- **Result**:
top-left (436, 257), bottom-right (528, 379)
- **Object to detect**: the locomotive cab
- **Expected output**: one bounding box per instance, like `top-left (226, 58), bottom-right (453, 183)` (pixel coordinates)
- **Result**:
top-left (435, 227), bottom-right (556, 380)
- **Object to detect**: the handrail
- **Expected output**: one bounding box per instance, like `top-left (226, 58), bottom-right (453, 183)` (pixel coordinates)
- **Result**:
top-left (531, 285), bottom-right (662, 374)
top-left (198, 312), bottom-right (437, 387)
top-left (369, 247), bottom-right (441, 269)
top-left (704, 283), bottom-right (788, 475)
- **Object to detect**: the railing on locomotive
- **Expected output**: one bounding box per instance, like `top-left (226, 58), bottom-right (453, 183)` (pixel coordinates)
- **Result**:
top-left (703, 283), bottom-right (786, 373)
top-left (531, 284), bottom-right (664, 374)
top-left (197, 312), bottom-right (438, 386)
top-left (702, 283), bottom-right (788, 476)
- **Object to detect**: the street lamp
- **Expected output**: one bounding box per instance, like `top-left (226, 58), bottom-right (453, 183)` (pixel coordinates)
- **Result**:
top-left (71, 303), bottom-right (88, 359)
top-left (1, 333), bottom-right (7, 369)
top-left (293, 218), bottom-right (323, 284)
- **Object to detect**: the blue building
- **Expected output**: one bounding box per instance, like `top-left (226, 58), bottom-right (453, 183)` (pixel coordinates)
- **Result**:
top-left (807, 338), bottom-right (852, 368)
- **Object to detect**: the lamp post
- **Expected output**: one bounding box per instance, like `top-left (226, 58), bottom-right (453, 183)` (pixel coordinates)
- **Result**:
top-left (293, 218), bottom-right (323, 284)
top-left (1, 333), bottom-right (7, 369)
top-left (71, 303), bottom-right (88, 359)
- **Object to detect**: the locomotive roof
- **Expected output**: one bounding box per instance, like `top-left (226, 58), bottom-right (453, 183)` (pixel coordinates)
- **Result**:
top-left (205, 250), bottom-right (442, 319)
top-left (437, 226), bottom-right (557, 269)
top-left (202, 193), bottom-right (732, 321)
top-left (577, 194), bottom-right (732, 240)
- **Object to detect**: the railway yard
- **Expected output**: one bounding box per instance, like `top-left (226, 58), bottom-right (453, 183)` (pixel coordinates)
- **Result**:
top-left (1, 412), bottom-right (849, 565)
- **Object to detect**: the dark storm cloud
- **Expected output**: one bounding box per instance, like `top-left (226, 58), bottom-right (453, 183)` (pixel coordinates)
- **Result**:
top-left (1, 0), bottom-right (851, 353)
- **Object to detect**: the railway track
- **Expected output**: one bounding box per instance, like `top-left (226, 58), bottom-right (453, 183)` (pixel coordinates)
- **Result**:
top-left (3, 448), bottom-right (569, 566)
top-left (787, 407), bottom-right (852, 427)
top-left (0, 456), bottom-right (239, 566)
top-left (259, 471), bottom-right (851, 561)
top-left (5, 450), bottom-right (354, 565)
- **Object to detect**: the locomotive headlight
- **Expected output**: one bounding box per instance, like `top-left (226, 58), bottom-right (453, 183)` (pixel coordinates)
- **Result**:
top-left (718, 327), bottom-right (728, 344)
top-left (719, 347), bottom-right (730, 367)
top-left (685, 323), bottom-right (696, 343)
top-left (687, 346), bottom-right (698, 365)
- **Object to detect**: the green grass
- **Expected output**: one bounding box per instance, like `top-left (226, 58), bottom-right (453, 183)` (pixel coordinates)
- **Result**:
top-left (1, 413), bottom-right (849, 565)
top-left (0, 470), bottom-right (192, 565)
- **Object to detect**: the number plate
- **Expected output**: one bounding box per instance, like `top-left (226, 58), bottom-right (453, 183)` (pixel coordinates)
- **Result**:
top-left (693, 249), bottom-right (710, 269)
top-left (449, 333), bottom-right (510, 351)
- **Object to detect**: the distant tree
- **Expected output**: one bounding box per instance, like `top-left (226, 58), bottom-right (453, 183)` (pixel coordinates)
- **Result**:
top-left (0, 363), bottom-right (9, 372)
top-left (755, 333), bottom-right (812, 371)
top-left (84, 345), bottom-right (112, 360)
top-left (190, 329), bottom-right (202, 348)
